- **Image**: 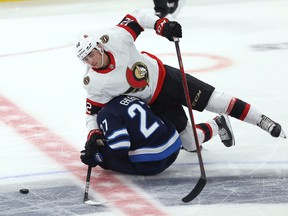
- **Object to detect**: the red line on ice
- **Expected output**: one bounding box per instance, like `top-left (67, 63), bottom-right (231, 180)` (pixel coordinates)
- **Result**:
top-left (158, 52), bottom-right (233, 73)
top-left (0, 94), bottom-right (168, 216)
top-left (0, 44), bottom-right (72, 57)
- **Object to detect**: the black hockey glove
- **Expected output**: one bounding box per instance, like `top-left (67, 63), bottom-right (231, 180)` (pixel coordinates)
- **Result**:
top-left (80, 150), bottom-right (97, 167)
top-left (80, 150), bottom-right (104, 167)
top-left (85, 129), bottom-right (105, 155)
top-left (154, 18), bottom-right (182, 41)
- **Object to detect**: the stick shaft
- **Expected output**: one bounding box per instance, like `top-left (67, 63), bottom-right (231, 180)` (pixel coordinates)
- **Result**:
top-left (83, 165), bottom-right (92, 202)
top-left (173, 38), bottom-right (206, 178)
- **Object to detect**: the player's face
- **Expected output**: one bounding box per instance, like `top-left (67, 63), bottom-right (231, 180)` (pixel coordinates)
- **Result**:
top-left (83, 49), bottom-right (102, 68)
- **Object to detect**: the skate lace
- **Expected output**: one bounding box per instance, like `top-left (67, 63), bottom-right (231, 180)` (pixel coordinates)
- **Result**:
top-left (219, 127), bottom-right (229, 141)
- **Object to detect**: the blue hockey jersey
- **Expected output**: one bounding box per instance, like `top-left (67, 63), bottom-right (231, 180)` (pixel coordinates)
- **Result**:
top-left (95, 95), bottom-right (182, 175)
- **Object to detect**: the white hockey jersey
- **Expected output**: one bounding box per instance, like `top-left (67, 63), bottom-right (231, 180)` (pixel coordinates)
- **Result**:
top-left (83, 10), bottom-right (167, 131)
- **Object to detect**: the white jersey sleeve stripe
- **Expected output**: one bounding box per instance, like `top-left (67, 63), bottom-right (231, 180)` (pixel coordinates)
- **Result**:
top-left (107, 129), bottom-right (129, 140)
top-left (109, 140), bottom-right (131, 150)
top-left (128, 131), bottom-right (181, 162)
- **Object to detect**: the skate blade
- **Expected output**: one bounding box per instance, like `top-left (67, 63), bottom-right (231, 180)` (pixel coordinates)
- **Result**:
top-left (280, 130), bottom-right (287, 139)
top-left (84, 200), bottom-right (108, 206)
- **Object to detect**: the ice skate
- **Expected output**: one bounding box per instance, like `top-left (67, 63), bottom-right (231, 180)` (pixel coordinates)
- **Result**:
top-left (167, 0), bottom-right (187, 18)
top-left (257, 115), bottom-right (286, 138)
top-left (215, 114), bottom-right (235, 147)
top-left (167, 1), bottom-right (178, 15)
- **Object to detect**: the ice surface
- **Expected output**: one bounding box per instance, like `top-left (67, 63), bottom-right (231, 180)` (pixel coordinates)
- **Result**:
top-left (0, 0), bottom-right (287, 215)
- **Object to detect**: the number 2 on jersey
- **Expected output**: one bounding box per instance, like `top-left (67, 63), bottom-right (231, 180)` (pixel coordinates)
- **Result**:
top-left (128, 104), bottom-right (160, 138)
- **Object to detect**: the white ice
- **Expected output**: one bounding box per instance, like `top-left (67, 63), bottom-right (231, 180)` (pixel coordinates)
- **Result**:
top-left (0, 0), bottom-right (288, 216)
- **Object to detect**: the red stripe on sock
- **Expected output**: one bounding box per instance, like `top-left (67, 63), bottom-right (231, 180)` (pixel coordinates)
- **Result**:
top-left (239, 104), bottom-right (251, 121)
top-left (205, 123), bottom-right (213, 139)
top-left (226, 97), bottom-right (237, 114)
top-left (196, 123), bottom-right (213, 141)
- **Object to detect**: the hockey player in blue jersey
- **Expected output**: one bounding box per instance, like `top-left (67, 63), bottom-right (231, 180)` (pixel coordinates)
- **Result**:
top-left (80, 95), bottom-right (234, 175)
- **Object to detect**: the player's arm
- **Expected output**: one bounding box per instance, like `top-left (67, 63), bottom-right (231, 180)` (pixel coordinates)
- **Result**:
top-left (117, 10), bottom-right (182, 42)
top-left (81, 134), bottom-right (141, 175)
top-left (81, 112), bottom-right (136, 174)
top-left (85, 98), bottom-right (104, 130)
top-left (81, 143), bottom-right (141, 175)
top-left (83, 98), bottom-right (106, 163)
top-left (80, 98), bottom-right (106, 168)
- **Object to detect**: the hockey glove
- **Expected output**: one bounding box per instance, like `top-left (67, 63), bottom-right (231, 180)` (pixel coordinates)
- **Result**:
top-left (80, 150), bottom-right (104, 167)
top-left (85, 129), bottom-right (105, 155)
top-left (154, 18), bottom-right (182, 41)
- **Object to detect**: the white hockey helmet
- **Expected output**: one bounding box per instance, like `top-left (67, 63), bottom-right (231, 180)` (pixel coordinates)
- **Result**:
top-left (75, 34), bottom-right (103, 61)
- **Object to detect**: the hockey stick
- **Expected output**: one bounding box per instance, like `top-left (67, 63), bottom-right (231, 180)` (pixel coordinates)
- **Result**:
top-left (173, 37), bottom-right (207, 203)
top-left (83, 165), bottom-right (107, 206)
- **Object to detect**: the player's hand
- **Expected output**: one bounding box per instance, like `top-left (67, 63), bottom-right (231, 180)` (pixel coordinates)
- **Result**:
top-left (80, 150), bottom-right (98, 167)
top-left (85, 129), bottom-right (105, 155)
top-left (155, 18), bottom-right (182, 41)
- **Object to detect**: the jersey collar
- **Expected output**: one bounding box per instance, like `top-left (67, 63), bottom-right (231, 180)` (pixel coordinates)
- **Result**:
top-left (92, 52), bottom-right (116, 74)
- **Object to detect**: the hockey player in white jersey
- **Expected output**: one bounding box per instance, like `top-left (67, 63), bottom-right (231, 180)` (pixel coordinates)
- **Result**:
top-left (75, 10), bottom-right (286, 152)
top-left (80, 95), bottom-right (234, 175)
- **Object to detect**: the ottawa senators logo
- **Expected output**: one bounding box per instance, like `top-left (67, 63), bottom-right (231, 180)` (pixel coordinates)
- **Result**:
top-left (125, 62), bottom-right (149, 94)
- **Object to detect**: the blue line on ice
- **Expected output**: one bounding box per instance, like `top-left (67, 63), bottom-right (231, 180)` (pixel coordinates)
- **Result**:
top-left (0, 170), bottom-right (70, 181)
top-left (1, 160), bottom-right (287, 180)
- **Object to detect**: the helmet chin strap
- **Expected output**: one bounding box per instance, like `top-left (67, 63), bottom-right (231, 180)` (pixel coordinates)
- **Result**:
top-left (99, 51), bottom-right (104, 68)
top-left (96, 43), bottom-right (105, 68)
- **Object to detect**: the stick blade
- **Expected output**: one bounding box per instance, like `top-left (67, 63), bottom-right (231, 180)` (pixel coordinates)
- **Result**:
top-left (84, 200), bottom-right (108, 206)
top-left (182, 177), bottom-right (206, 203)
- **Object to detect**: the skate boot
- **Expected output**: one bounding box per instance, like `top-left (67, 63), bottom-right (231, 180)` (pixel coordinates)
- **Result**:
top-left (167, 0), bottom-right (187, 18)
top-left (167, 0), bottom-right (179, 15)
top-left (215, 114), bottom-right (235, 147)
top-left (257, 115), bottom-right (286, 138)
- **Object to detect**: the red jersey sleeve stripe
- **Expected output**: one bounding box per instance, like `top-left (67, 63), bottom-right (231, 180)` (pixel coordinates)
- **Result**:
top-left (87, 98), bottom-right (105, 107)
top-left (86, 98), bottom-right (105, 115)
top-left (117, 14), bottom-right (144, 41)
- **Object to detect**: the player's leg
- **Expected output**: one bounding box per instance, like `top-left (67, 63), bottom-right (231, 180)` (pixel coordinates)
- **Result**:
top-left (150, 98), bottom-right (235, 151)
top-left (162, 65), bottom-right (215, 112)
top-left (205, 91), bottom-right (286, 138)
top-left (181, 114), bottom-right (235, 152)
top-left (162, 65), bottom-right (285, 139)
top-left (153, 65), bottom-right (236, 150)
